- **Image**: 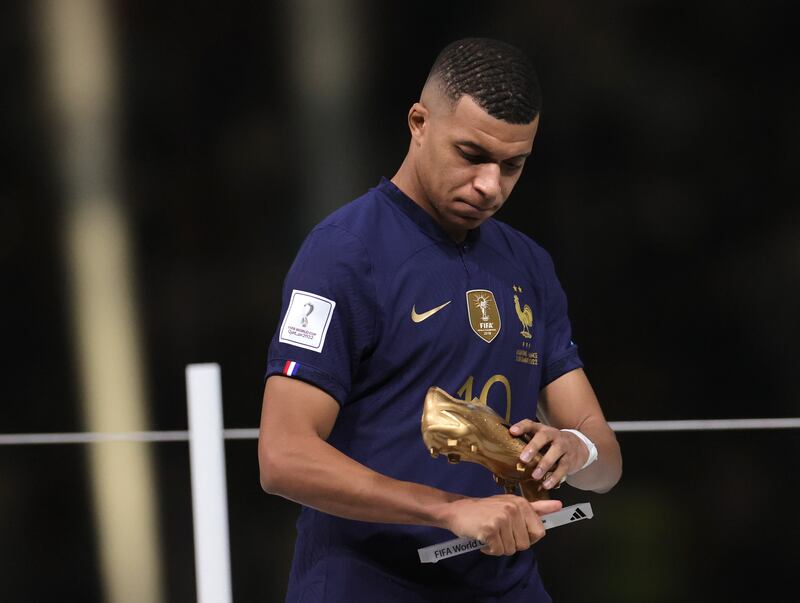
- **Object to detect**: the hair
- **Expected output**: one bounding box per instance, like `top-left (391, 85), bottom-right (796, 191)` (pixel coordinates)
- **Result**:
top-left (426, 37), bottom-right (542, 124)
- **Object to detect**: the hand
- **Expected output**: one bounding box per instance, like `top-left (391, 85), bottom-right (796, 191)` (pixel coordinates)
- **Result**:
top-left (509, 420), bottom-right (589, 490)
top-left (438, 495), bottom-right (562, 556)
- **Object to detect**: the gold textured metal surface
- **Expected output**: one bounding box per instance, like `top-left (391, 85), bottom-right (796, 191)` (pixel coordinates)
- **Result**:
top-left (421, 386), bottom-right (548, 501)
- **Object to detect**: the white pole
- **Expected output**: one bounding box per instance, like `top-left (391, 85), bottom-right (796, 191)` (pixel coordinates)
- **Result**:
top-left (186, 363), bottom-right (233, 603)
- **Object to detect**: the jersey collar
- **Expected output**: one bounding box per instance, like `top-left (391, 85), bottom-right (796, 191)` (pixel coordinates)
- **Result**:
top-left (377, 177), bottom-right (481, 248)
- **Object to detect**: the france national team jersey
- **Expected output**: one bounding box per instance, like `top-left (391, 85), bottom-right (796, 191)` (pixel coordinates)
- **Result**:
top-left (266, 178), bottom-right (583, 602)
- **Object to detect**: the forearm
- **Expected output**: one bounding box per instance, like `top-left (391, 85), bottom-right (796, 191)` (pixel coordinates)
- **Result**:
top-left (534, 369), bottom-right (622, 493)
top-left (258, 377), bottom-right (563, 553)
top-left (564, 418), bottom-right (622, 493)
top-left (259, 433), bottom-right (464, 527)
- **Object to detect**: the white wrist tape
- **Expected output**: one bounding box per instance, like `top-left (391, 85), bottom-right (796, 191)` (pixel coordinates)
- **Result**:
top-left (560, 429), bottom-right (598, 470)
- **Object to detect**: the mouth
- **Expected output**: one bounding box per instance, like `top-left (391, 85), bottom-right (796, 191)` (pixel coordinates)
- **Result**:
top-left (452, 199), bottom-right (491, 219)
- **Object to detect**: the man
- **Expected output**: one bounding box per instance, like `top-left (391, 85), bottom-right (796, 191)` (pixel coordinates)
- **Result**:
top-left (259, 38), bottom-right (622, 602)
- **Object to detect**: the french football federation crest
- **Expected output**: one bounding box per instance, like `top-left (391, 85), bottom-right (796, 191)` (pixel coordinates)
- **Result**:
top-left (512, 285), bottom-right (533, 339)
top-left (466, 289), bottom-right (501, 343)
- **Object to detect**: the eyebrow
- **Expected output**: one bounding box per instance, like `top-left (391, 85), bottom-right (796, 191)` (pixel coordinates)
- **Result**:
top-left (454, 140), bottom-right (531, 162)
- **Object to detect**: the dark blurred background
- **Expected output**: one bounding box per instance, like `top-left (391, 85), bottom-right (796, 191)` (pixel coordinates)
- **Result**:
top-left (1, 0), bottom-right (798, 601)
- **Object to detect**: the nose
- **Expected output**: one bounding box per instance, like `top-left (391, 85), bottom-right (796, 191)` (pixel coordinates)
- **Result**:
top-left (472, 163), bottom-right (501, 205)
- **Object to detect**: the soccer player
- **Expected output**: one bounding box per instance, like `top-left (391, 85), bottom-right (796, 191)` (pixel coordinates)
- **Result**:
top-left (259, 37), bottom-right (622, 602)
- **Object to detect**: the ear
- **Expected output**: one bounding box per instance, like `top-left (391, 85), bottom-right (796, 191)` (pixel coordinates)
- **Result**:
top-left (408, 102), bottom-right (429, 145)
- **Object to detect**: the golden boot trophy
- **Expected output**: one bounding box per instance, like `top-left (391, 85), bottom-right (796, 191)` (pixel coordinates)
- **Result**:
top-left (421, 386), bottom-right (549, 501)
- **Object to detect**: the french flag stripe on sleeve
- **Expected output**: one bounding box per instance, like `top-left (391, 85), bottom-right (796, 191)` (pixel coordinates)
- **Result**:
top-left (283, 360), bottom-right (299, 376)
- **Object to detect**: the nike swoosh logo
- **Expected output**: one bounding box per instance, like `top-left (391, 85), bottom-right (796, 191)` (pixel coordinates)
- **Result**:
top-left (411, 300), bottom-right (452, 323)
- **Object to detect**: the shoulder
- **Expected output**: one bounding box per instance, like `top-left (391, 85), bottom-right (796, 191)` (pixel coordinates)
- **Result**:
top-left (303, 183), bottom-right (434, 278)
top-left (292, 189), bottom-right (382, 262)
top-left (313, 186), bottom-right (391, 245)
top-left (480, 218), bottom-right (558, 277)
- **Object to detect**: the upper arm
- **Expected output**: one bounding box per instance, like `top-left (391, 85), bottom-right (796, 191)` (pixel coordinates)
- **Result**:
top-left (259, 225), bottom-right (376, 491)
top-left (259, 375), bottom-right (340, 444)
top-left (258, 375), bottom-right (340, 491)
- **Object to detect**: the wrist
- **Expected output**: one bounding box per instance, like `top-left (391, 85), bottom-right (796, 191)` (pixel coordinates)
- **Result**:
top-left (426, 493), bottom-right (469, 531)
top-left (560, 429), bottom-right (598, 472)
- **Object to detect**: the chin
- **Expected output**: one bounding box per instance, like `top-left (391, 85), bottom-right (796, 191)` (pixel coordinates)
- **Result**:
top-left (451, 214), bottom-right (484, 229)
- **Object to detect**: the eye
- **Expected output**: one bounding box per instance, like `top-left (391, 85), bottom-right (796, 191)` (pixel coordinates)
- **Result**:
top-left (456, 147), bottom-right (485, 164)
top-left (503, 160), bottom-right (524, 172)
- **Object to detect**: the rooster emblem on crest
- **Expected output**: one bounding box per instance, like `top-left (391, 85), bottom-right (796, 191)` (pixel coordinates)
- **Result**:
top-left (512, 286), bottom-right (533, 339)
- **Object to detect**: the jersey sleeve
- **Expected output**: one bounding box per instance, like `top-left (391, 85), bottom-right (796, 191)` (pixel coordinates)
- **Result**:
top-left (265, 224), bottom-right (378, 405)
top-left (538, 250), bottom-right (583, 387)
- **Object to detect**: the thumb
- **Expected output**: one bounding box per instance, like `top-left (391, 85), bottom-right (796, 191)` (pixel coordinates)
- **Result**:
top-left (531, 499), bottom-right (563, 516)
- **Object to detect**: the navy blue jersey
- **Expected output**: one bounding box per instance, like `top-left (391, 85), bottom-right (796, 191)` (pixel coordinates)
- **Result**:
top-left (266, 178), bottom-right (583, 602)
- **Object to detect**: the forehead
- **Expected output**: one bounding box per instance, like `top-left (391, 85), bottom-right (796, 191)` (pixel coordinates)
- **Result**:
top-left (439, 95), bottom-right (539, 158)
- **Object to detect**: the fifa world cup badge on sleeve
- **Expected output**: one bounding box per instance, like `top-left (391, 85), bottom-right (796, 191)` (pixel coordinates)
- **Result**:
top-left (279, 289), bottom-right (336, 352)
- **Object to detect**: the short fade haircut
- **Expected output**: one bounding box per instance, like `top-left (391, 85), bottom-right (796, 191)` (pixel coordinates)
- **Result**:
top-left (426, 37), bottom-right (542, 124)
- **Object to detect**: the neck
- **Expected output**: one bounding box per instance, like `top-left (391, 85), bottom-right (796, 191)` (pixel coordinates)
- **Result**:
top-left (391, 154), bottom-right (468, 244)
top-left (390, 153), bottom-right (423, 209)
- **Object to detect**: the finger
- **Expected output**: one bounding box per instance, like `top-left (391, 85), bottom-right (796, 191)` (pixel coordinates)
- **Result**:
top-left (480, 532), bottom-right (502, 556)
top-left (509, 419), bottom-right (539, 436)
top-left (499, 517), bottom-right (516, 556)
top-left (543, 462), bottom-right (569, 490)
top-left (531, 443), bottom-right (565, 481)
top-left (524, 514), bottom-right (546, 545)
top-left (531, 499), bottom-right (563, 516)
top-left (520, 499), bottom-right (541, 543)
top-left (509, 501), bottom-right (532, 552)
top-left (520, 430), bottom-right (553, 464)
